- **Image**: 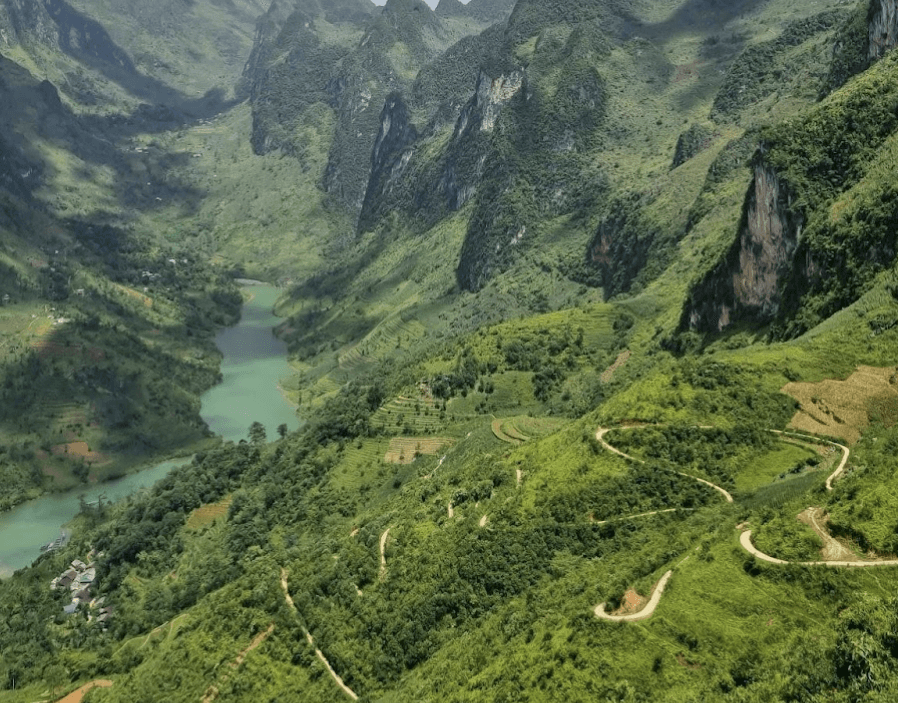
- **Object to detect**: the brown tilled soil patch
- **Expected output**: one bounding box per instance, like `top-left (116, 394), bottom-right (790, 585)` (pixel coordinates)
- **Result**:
top-left (384, 437), bottom-right (454, 464)
top-left (613, 588), bottom-right (647, 616)
top-left (114, 283), bottom-right (153, 308)
top-left (55, 680), bottom-right (113, 703)
top-left (30, 339), bottom-right (105, 361)
top-left (601, 349), bottom-right (631, 383)
top-left (782, 366), bottom-right (898, 445)
top-left (50, 441), bottom-right (109, 464)
top-left (186, 496), bottom-right (233, 530)
top-left (676, 653), bottom-right (701, 670)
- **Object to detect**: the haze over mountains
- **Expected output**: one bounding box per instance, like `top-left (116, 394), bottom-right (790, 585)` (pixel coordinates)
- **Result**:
top-left (3, 0), bottom-right (898, 701)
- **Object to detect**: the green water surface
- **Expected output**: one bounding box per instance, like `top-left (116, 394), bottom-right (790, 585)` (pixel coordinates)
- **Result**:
top-left (0, 285), bottom-right (298, 575)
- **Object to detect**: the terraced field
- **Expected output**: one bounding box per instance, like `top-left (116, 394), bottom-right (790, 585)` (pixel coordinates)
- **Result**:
top-left (186, 496), bottom-right (233, 530)
top-left (491, 416), bottom-right (568, 445)
top-left (338, 315), bottom-right (425, 372)
top-left (372, 394), bottom-right (453, 435)
top-left (383, 437), bottom-right (455, 464)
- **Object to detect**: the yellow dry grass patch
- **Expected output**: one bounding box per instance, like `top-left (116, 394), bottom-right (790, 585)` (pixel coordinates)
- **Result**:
top-left (383, 437), bottom-right (454, 464)
top-left (782, 365), bottom-right (898, 445)
top-left (186, 496), bottom-right (233, 530)
top-left (113, 282), bottom-right (153, 308)
top-left (601, 349), bottom-right (631, 383)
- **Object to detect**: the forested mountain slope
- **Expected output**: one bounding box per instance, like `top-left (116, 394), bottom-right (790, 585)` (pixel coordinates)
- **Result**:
top-left (4, 0), bottom-right (898, 702)
top-left (0, 0), bottom-right (253, 509)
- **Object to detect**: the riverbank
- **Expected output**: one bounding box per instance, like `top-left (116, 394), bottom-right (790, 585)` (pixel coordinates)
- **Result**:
top-left (0, 284), bottom-right (300, 575)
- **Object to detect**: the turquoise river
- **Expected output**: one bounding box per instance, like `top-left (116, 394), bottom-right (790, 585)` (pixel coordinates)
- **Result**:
top-left (0, 284), bottom-right (298, 577)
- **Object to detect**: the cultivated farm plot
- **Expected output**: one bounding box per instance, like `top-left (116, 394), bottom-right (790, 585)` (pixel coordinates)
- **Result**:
top-left (372, 394), bottom-right (451, 434)
top-left (491, 416), bottom-right (568, 445)
top-left (733, 441), bottom-right (820, 492)
top-left (331, 438), bottom-right (393, 491)
top-left (112, 282), bottom-right (154, 308)
top-left (783, 365), bottom-right (898, 444)
top-left (337, 314), bottom-right (425, 372)
top-left (49, 441), bottom-right (108, 464)
top-left (186, 496), bottom-right (233, 530)
top-left (383, 437), bottom-right (455, 464)
top-left (0, 306), bottom-right (54, 360)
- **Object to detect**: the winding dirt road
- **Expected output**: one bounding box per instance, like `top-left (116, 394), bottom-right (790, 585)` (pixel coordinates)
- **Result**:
top-left (594, 570), bottom-right (674, 622)
top-left (280, 569), bottom-right (359, 700)
top-left (769, 430), bottom-right (849, 491)
top-left (596, 427), bottom-right (734, 502)
top-left (592, 508), bottom-right (679, 525)
top-left (590, 422), bottom-right (893, 623)
top-left (55, 680), bottom-right (113, 703)
top-left (739, 530), bottom-right (898, 567)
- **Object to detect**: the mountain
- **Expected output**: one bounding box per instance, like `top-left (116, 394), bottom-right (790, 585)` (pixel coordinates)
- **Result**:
top-left (0, 1), bottom-right (259, 509)
top-left (6, 0), bottom-right (898, 702)
top-left (244, 0), bottom-right (515, 213)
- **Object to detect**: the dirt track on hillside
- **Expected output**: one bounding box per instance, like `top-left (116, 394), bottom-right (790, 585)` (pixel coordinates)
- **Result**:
top-left (596, 427), bottom-right (734, 502)
top-left (55, 680), bottom-right (113, 703)
top-left (591, 422), bottom-right (894, 624)
top-left (280, 569), bottom-right (359, 700)
top-left (595, 570), bottom-right (674, 622)
top-left (379, 529), bottom-right (390, 580)
top-left (740, 530), bottom-right (898, 567)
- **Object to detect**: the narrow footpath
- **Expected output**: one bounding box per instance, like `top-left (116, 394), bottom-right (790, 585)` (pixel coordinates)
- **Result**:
top-left (280, 569), bottom-right (359, 701)
top-left (379, 529), bottom-right (390, 581)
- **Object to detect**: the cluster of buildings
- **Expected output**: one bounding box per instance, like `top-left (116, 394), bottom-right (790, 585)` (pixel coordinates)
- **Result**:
top-left (49, 552), bottom-right (112, 624)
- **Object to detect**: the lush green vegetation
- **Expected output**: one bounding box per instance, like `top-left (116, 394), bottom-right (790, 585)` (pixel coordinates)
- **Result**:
top-left (7, 0), bottom-right (898, 701)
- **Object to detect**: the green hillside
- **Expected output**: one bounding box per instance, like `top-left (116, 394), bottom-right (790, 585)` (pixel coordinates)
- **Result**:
top-left (5, 0), bottom-right (898, 701)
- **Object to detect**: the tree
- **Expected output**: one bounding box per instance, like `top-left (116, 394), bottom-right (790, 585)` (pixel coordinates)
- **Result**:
top-left (248, 422), bottom-right (266, 445)
top-left (277, 423), bottom-right (288, 440)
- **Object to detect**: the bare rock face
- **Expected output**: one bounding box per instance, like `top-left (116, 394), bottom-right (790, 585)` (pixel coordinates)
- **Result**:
top-left (869, 0), bottom-right (898, 61)
top-left (732, 166), bottom-right (802, 314)
top-left (439, 68), bottom-right (523, 212)
top-left (453, 69), bottom-right (524, 138)
top-left (0, 0), bottom-right (58, 48)
top-left (683, 161), bottom-right (805, 332)
top-left (358, 92), bottom-right (419, 230)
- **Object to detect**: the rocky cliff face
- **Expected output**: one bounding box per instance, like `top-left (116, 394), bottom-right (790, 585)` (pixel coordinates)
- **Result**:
top-left (0, 0), bottom-right (58, 48)
top-left (435, 0), bottom-right (514, 23)
top-left (245, 0), bottom-right (372, 155)
top-left (455, 68), bottom-right (524, 136)
top-left (245, 0), bottom-right (506, 216)
top-left (683, 161), bottom-right (806, 332)
top-left (358, 93), bottom-right (419, 229)
top-left (586, 194), bottom-right (657, 299)
top-left (869, 0), bottom-right (898, 60)
top-left (438, 68), bottom-right (523, 211)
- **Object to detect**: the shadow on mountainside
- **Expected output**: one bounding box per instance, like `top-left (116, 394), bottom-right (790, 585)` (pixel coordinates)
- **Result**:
top-left (0, 51), bottom-right (211, 219)
top-left (43, 0), bottom-right (240, 119)
top-left (641, 0), bottom-right (768, 38)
